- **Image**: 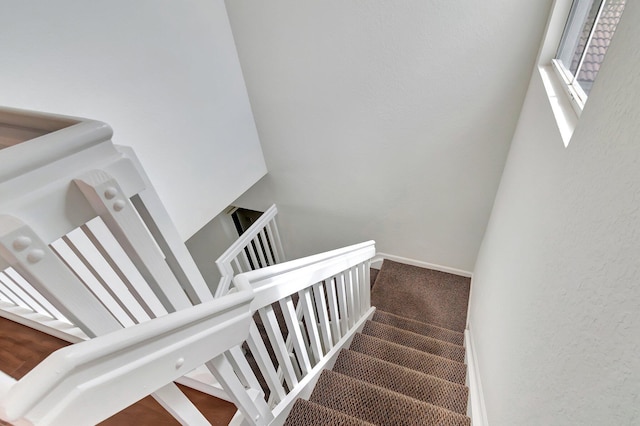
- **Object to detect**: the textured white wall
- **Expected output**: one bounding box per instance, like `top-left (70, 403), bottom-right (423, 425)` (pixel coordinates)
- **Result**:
top-left (186, 210), bottom-right (238, 290)
top-left (225, 0), bottom-right (552, 271)
top-left (0, 0), bottom-right (266, 240)
top-left (470, 2), bottom-right (640, 424)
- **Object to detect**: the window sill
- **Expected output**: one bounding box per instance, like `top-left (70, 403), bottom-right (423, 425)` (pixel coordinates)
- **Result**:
top-left (538, 64), bottom-right (579, 147)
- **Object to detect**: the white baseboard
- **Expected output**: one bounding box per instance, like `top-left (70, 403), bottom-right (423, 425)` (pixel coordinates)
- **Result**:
top-left (465, 328), bottom-right (488, 426)
top-left (372, 253), bottom-right (473, 278)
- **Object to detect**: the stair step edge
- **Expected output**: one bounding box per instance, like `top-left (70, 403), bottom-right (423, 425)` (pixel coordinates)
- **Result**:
top-left (362, 320), bottom-right (466, 363)
top-left (349, 332), bottom-right (467, 385)
top-left (310, 370), bottom-right (470, 426)
top-left (373, 310), bottom-right (464, 344)
top-left (333, 349), bottom-right (468, 414)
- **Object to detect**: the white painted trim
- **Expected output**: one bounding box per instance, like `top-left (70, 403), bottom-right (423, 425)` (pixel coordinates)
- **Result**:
top-left (465, 328), bottom-right (488, 426)
top-left (373, 253), bottom-right (473, 278)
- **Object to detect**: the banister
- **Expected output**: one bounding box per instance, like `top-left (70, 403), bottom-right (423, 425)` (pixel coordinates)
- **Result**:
top-left (1, 289), bottom-right (254, 425)
top-left (234, 240), bottom-right (375, 310)
top-left (229, 240), bottom-right (377, 424)
top-left (216, 205), bottom-right (279, 265)
top-left (1, 240), bottom-right (376, 425)
top-left (0, 107), bottom-right (111, 184)
top-left (0, 107), bottom-right (377, 425)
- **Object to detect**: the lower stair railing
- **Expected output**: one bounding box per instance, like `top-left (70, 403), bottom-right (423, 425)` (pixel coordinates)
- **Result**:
top-left (0, 290), bottom-right (254, 426)
top-left (0, 240), bottom-right (376, 425)
top-left (227, 240), bottom-right (376, 425)
top-left (214, 204), bottom-right (285, 298)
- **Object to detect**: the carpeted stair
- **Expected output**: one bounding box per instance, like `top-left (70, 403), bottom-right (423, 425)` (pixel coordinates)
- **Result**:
top-left (283, 260), bottom-right (471, 425)
top-left (284, 308), bottom-right (470, 425)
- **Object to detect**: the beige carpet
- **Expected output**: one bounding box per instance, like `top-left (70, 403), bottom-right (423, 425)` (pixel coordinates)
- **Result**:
top-left (283, 259), bottom-right (471, 425)
top-left (371, 260), bottom-right (470, 332)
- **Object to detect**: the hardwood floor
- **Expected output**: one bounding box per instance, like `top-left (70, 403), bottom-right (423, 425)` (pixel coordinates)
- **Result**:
top-left (0, 316), bottom-right (237, 425)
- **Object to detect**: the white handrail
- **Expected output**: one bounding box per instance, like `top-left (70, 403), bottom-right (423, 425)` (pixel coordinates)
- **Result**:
top-left (0, 290), bottom-right (255, 426)
top-left (1, 240), bottom-right (375, 426)
top-left (236, 240), bottom-right (375, 310)
top-left (214, 204), bottom-right (284, 297)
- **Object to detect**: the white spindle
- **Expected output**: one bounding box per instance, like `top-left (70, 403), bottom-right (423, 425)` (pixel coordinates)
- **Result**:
top-left (268, 219), bottom-right (285, 263)
top-left (232, 257), bottom-right (242, 275)
top-left (50, 238), bottom-right (135, 328)
top-left (279, 297), bottom-right (312, 375)
top-left (63, 231), bottom-right (149, 324)
top-left (0, 215), bottom-right (123, 337)
top-left (312, 282), bottom-right (333, 352)
top-left (294, 301), bottom-right (313, 368)
top-left (325, 277), bottom-right (342, 344)
top-left (336, 273), bottom-right (349, 336)
top-left (257, 306), bottom-right (299, 390)
top-left (246, 322), bottom-right (287, 402)
top-left (300, 288), bottom-right (323, 363)
top-left (346, 266), bottom-right (358, 328)
top-left (8, 269), bottom-right (65, 319)
top-left (0, 272), bottom-right (39, 313)
top-left (258, 230), bottom-right (273, 266)
top-left (74, 172), bottom-right (192, 312)
top-left (247, 242), bottom-right (261, 271)
top-left (0, 284), bottom-right (12, 304)
top-left (152, 384), bottom-right (211, 426)
top-left (240, 250), bottom-right (252, 272)
top-left (226, 346), bottom-right (263, 392)
top-left (253, 236), bottom-right (268, 269)
top-left (207, 353), bottom-right (273, 426)
top-left (265, 222), bottom-right (280, 263)
top-left (82, 219), bottom-right (167, 318)
top-left (128, 186), bottom-right (214, 305)
top-left (360, 262), bottom-right (370, 315)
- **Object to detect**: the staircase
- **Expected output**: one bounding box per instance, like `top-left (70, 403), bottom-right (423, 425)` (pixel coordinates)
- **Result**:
top-left (284, 311), bottom-right (470, 425)
top-left (0, 108), bottom-right (475, 425)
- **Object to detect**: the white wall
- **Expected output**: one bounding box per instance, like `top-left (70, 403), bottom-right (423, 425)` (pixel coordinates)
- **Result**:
top-left (185, 210), bottom-right (239, 290)
top-left (470, 1), bottom-right (640, 424)
top-left (0, 0), bottom-right (266, 240)
top-left (224, 0), bottom-right (553, 271)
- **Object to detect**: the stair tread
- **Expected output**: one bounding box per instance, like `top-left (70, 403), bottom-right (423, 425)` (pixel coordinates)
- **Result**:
top-left (349, 333), bottom-right (466, 385)
top-left (333, 349), bottom-right (468, 414)
top-left (362, 320), bottom-right (465, 363)
top-left (284, 399), bottom-right (375, 426)
top-left (373, 310), bottom-right (464, 346)
top-left (309, 370), bottom-right (470, 426)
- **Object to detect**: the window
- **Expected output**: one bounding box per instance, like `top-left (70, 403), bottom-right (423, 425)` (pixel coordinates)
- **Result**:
top-left (552, 0), bottom-right (626, 111)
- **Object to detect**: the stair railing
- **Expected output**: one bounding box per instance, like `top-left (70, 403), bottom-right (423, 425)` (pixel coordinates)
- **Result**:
top-left (0, 287), bottom-right (255, 426)
top-left (0, 107), bottom-right (375, 424)
top-left (225, 240), bottom-right (376, 425)
top-left (0, 108), bottom-right (215, 346)
top-left (0, 240), bottom-right (376, 425)
top-left (214, 204), bottom-right (285, 298)
top-left (0, 107), bottom-right (229, 419)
